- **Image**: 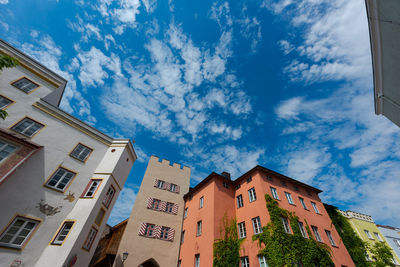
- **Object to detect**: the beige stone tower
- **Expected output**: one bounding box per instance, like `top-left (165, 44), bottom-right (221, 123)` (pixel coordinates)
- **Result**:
top-left (114, 156), bottom-right (190, 267)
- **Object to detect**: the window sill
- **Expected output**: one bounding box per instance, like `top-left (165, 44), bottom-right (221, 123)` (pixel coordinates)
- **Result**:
top-left (289, 203), bottom-right (296, 206)
top-left (331, 245), bottom-right (339, 248)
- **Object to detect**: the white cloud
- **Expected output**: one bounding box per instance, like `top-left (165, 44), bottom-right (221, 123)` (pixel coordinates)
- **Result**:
top-left (278, 40), bottom-right (294, 55)
top-left (0, 0), bottom-right (8, 4)
top-left (275, 97), bottom-right (302, 120)
top-left (107, 183), bottom-right (138, 226)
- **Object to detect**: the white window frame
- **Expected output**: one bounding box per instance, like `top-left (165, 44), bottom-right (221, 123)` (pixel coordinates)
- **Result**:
top-left (11, 77), bottom-right (39, 93)
top-left (281, 217), bottom-right (291, 234)
top-left (311, 202), bottom-right (320, 214)
top-left (373, 232), bottom-right (383, 242)
top-left (82, 227), bottom-right (98, 251)
top-left (170, 183), bottom-right (176, 192)
top-left (0, 95), bottom-right (13, 109)
top-left (252, 217), bottom-right (262, 234)
top-left (270, 187), bottom-right (279, 200)
top-left (248, 188), bottom-right (257, 202)
top-left (102, 185), bottom-right (116, 208)
top-left (394, 239), bottom-right (400, 248)
top-left (82, 179), bottom-right (101, 198)
top-left (52, 221), bottom-right (74, 245)
top-left (325, 230), bottom-right (336, 246)
top-left (364, 229), bottom-right (373, 240)
top-left (285, 192), bottom-right (294, 205)
top-left (299, 197), bottom-right (307, 210)
top-left (298, 221), bottom-right (307, 238)
top-left (11, 117), bottom-right (44, 137)
top-left (238, 222), bottom-right (246, 238)
top-left (0, 139), bottom-right (18, 163)
top-left (258, 256), bottom-right (267, 267)
top-left (241, 256), bottom-right (250, 267)
top-left (237, 195), bottom-right (243, 208)
top-left (70, 143), bottom-right (92, 162)
top-left (157, 180), bottom-right (164, 189)
top-left (0, 216), bottom-right (40, 249)
top-left (312, 226), bottom-right (322, 242)
top-left (199, 196), bottom-right (204, 208)
top-left (197, 221), bottom-right (202, 236)
top-left (46, 167), bottom-right (76, 192)
top-left (195, 254), bottom-right (200, 267)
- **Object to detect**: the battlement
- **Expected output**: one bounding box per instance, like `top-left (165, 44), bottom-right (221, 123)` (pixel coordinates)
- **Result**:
top-left (150, 155), bottom-right (190, 172)
top-left (339, 210), bottom-right (374, 223)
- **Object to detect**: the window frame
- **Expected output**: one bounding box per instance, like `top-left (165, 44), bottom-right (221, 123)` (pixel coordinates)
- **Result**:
top-left (165, 202), bottom-right (174, 213)
top-left (159, 226), bottom-right (170, 240)
top-left (373, 232), bottom-right (383, 242)
top-left (281, 217), bottom-right (291, 234)
top-left (270, 187), bottom-right (279, 200)
top-left (311, 226), bottom-right (322, 242)
top-left (258, 256), bottom-right (267, 267)
top-left (285, 192), bottom-right (294, 205)
top-left (0, 138), bottom-right (19, 163)
top-left (248, 187), bottom-right (257, 202)
top-left (197, 220), bottom-right (202, 236)
top-left (238, 221), bottom-right (246, 238)
top-left (44, 166), bottom-right (77, 192)
top-left (325, 230), bottom-right (337, 246)
top-left (10, 76), bottom-right (40, 94)
top-left (144, 223), bottom-right (155, 237)
top-left (299, 197), bottom-right (308, 210)
top-left (298, 221), bottom-right (308, 238)
top-left (51, 220), bottom-right (75, 246)
top-left (311, 201), bottom-right (320, 214)
top-left (184, 207), bottom-right (188, 219)
top-left (195, 254), bottom-right (200, 267)
top-left (394, 239), bottom-right (400, 248)
top-left (94, 208), bottom-right (106, 227)
top-left (10, 117), bottom-right (45, 138)
top-left (252, 217), bottom-right (262, 235)
top-left (102, 185), bottom-right (116, 208)
top-left (241, 256), bottom-right (250, 267)
top-left (82, 226), bottom-right (98, 251)
top-left (157, 180), bottom-right (164, 189)
top-left (237, 194), bottom-right (244, 208)
top-left (199, 196), bottom-right (204, 209)
top-left (364, 229), bottom-right (374, 240)
top-left (81, 179), bottom-right (102, 198)
top-left (0, 215), bottom-right (41, 249)
top-left (181, 230), bottom-right (185, 244)
top-left (69, 143), bottom-right (93, 162)
top-left (0, 94), bottom-right (14, 110)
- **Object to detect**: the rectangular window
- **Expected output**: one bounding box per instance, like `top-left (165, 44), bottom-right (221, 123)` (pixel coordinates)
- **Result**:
top-left (170, 183), bottom-right (176, 192)
top-left (311, 202), bottom-right (320, 214)
top-left (373, 232), bottom-right (383, 242)
top-left (246, 177), bottom-right (252, 183)
top-left (298, 221), bottom-right (307, 238)
top-left (103, 185), bottom-right (116, 208)
top-left (281, 217), bottom-right (291, 234)
top-left (52, 221), bottom-right (74, 245)
top-left (238, 222), bottom-right (246, 238)
top-left (195, 254), bottom-right (200, 267)
top-left (0, 139), bottom-right (18, 163)
top-left (252, 217), bottom-right (262, 234)
top-left (223, 181), bottom-right (229, 188)
top-left (299, 197), bottom-right (307, 210)
top-left (165, 202), bottom-right (174, 213)
top-left (285, 192), bottom-right (294, 205)
top-left (0, 95), bottom-right (13, 109)
top-left (81, 179), bottom-right (102, 198)
top-left (82, 227), bottom-right (98, 251)
top-left (11, 117), bottom-right (44, 137)
top-left (197, 221), bottom-right (202, 236)
top-left (94, 208), bottom-right (106, 226)
top-left (281, 180), bottom-right (287, 187)
top-left (152, 199), bottom-right (161, 210)
top-left (144, 224), bottom-right (155, 237)
top-left (11, 77), bottom-right (39, 93)
top-left (237, 195), bottom-right (243, 208)
top-left (181, 230), bottom-right (185, 244)
top-left (248, 188), bottom-right (256, 202)
top-left (70, 143), bottom-right (93, 162)
top-left (325, 230), bottom-right (336, 246)
top-left (364, 229), bottom-right (373, 240)
top-left (178, 260), bottom-right (181, 267)
top-left (235, 184), bottom-right (241, 189)
top-left (0, 216), bottom-right (40, 249)
top-left (258, 256), bottom-right (267, 267)
top-left (45, 167), bottom-right (76, 192)
top-left (160, 226), bottom-right (170, 240)
top-left (157, 180), bottom-right (164, 189)
top-left (199, 196), bottom-right (204, 208)
top-left (241, 256), bottom-right (250, 267)
top-left (312, 226), bottom-right (322, 242)
top-left (270, 187), bottom-right (279, 200)
top-left (394, 239), bottom-right (400, 248)
top-left (184, 208), bottom-right (188, 218)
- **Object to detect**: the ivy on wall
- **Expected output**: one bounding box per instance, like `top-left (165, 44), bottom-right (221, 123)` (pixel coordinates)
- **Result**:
top-left (253, 194), bottom-right (333, 266)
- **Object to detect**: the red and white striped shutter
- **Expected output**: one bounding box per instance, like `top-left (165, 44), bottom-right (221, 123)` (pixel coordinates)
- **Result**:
top-left (138, 222), bottom-right (147, 236)
top-left (175, 185), bottom-right (180, 193)
top-left (163, 182), bottom-right (169, 190)
top-left (159, 201), bottom-right (167, 211)
top-left (153, 225), bottom-right (161, 238)
top-left (167, 228), bottom-right (175, 241)
top-left (154, 179), bottom-right (159, 187)
top-left (172, 203), bottom-right (178, 214)
top-left (146, 197), bottom-right (153, 209)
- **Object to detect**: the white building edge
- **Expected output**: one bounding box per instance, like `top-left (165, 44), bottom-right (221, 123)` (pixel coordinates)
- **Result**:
top-left (0, 39), bottom-right (137, 267)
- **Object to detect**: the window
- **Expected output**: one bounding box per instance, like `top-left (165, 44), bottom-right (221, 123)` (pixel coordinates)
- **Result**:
top-left (0, 139), bottom-right (18, 163)
top-left (248, 188), bottom-right (257, 202)
top-left (325, 230), bottom-right (336, 246)
top-left (11, 77), bottom-right (39, 93)
top-left (235, 184), bottom-right (241, 189)
top-left (70, 143), bottom-right (92, 162)
top-left (199, 196), bottom-right (204, 208)
top-left (181, 230), bottom-right (185, 244)
top-left (246, 177), bottom-right (252, 183)
top-left (160, 226), bottom-right (170, 240)
top-left (298, 222), bottom-right (307, 238)
top-left (103, 185), bottom-right (115, 208)
top-left (311, 226), bottom-right (322, 242)
top-left (394, 239), bottom-right (400, 248)
top-left (241, 256), bottom-right (250, 267)
top-left (11, 117), bottom-right (44, 137)
top-left (364, 230), bottom-right (373, 240)
top-left (195, 254), bottom-right (200, 267)
top-left (82, 227), bottom-right (98, 251)
top-left (152, 199), bottom-right (161, 210)
top-left (0, 95), bottom-right (13, 109)
top-left (52, 221), bottom-right (74, 245)
top-left (285, 192), bottom-right (294, 205)
top-left (170, 183), bottom-right (176, 192)
top-left (266, 176), bottom-right (273, 181)
top-left (157, 180), bottom-right (164, 189)
top-left (184, 208), bottom-right (188, 218)
top-left (144, 224), bottom-right (155, 237)
top-left (252, 217), bottom-right (262, 234)
top-left (178, 260), bottom-right (181, 267)
top-left (281, 180), bottom-right (287, 187)
top-left (81, 179), bottom-right (101, 198)
top-left (299, 197), bottom-right (307, 210)
top-left (223, 181), bottom-right (229, 188)
top-left (165, 202), bottom-right (174, 213)
top-left (0, 216), bottom-right (40, 249)
top-left (197, 221), bottom-right (202, 236)
top-left (311, 202), bottom-right (320, 214)
top-left (94, 208), bottom-right (106, 226)
top-left (258, 256), bottom-right (268, 267)
top-left (373, 232), bottom-right (383, 242)
top-left (294, 185), bottom-right (299, 191)
top-left (281, 217), bottom-right (291, 234)
top-left (270, 187), bottom-right (279, 200)
top-left (237, 195), bottom-right (243, 208)
top-left (45, 167), bottom-right (76, 192)
top-left (238, 222), bottom-right (246, 238)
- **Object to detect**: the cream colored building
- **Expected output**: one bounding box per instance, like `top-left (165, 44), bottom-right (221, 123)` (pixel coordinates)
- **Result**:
top-left (114, 156), bottom-right (190, 267)
top-left (0, 39), bottom-right (136, 267)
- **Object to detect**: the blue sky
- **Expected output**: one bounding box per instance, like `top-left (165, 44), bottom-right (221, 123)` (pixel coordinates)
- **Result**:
top-left (1, 0), bottom-right (399, 227)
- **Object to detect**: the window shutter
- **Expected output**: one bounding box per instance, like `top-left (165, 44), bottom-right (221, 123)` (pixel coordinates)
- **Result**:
top-left (138, 222), bottom-right (147, 236)
top-left (153, 225), bottom-right (161, 238)
top-left (159, 201), bottom-right (167, 211)
top-left (172, 204), bottom-right (178, 214)
top-left (167, 228), bottom-right (175, 241)
top-left (163, 182), bottom-right (170, 190)
top-left (175, 185), bottom-right (180, 193)
top-left (147, 197), bottom-right (153, 209)
top-left (154, 179), bottom-right (159, 187)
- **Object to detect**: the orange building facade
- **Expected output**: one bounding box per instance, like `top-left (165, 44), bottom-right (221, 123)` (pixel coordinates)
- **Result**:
top-left (179, 166), bottom-right (355, 267)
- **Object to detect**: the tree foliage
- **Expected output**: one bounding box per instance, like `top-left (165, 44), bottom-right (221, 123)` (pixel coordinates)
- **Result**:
top-left (369, 242), bottom-right (396, 267)
top-left (213, 215), bottom-right (244, 267)
top-left (0, 53), bottom-right (19, 120)
top-left (253, 194), bottom-right (334, 267)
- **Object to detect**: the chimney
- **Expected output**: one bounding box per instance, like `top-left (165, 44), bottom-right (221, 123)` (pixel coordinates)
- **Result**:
top-left (221, 172), bottom-right (231, 180)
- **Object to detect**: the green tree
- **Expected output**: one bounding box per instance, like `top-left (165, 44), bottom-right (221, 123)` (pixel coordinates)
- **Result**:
top-left (213, 215), bottom-right (244, 267)
top-left (253, 194), bottom-right (333, 266)
top-left (0, 53), bottom-right (19, 120)
top-left (369, 242), bottom-right (396, 267)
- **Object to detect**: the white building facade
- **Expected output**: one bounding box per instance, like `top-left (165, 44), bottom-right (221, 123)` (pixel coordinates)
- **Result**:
top-left (0, 39), bottom-right (136, 267)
